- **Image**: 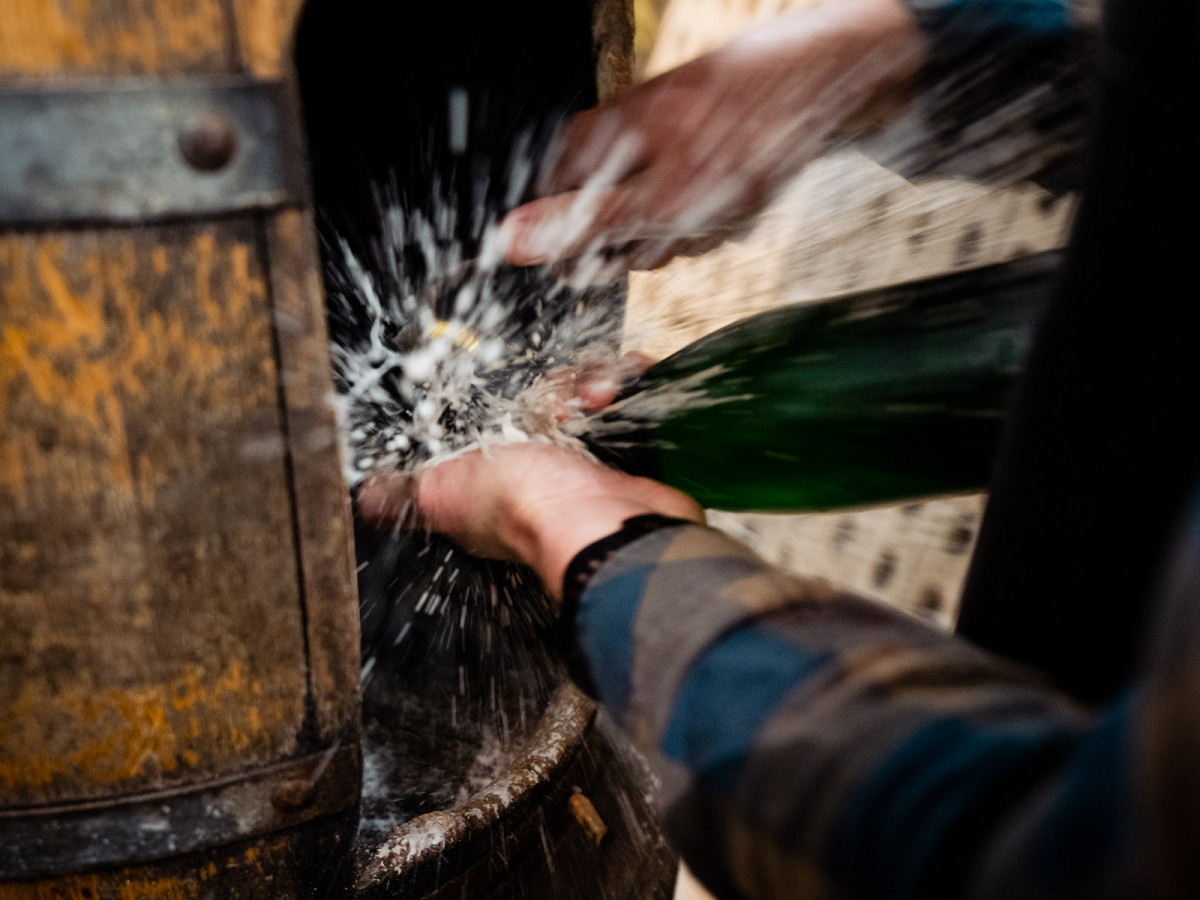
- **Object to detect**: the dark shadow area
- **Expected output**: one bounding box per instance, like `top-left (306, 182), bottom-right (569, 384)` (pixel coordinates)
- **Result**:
top-left (295, 0), bottom-right (598, 263)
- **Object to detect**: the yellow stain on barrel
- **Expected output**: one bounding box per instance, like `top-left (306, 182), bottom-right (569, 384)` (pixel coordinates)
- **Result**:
top-left (0, 659), bottom-right (284, 796)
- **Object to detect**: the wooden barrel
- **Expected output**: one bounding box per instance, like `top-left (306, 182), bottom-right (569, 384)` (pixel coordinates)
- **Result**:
top-left (0, 1), bottom-right (362, 895)
top-left (356, 684), bottom-right (678, 899)
top-left (0, 0), bottom-right (645, 894)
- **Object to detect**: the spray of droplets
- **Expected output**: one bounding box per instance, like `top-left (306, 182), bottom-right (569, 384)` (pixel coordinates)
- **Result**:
top-left (324, 138), bottom-right (638, 839)
top-left (325, 192), bottom-right (629, 491)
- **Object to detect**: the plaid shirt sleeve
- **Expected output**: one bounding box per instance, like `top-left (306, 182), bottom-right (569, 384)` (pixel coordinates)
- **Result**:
top-left (562, 516), bottom-right (1192, 899)
top-left (863, 0), bottom-right (1101, 193)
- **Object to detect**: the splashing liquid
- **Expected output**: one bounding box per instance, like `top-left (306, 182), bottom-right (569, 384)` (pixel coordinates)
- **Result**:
top-left (325, 195), bottom-right (624, 490)
top-left (319, 142), bottom-right (632, 820)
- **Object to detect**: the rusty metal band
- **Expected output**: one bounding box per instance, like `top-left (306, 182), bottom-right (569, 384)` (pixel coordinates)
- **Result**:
top-left (0, 742), bottom-right (360, 879)
top-left (0, 77), bottom-right (309, 227)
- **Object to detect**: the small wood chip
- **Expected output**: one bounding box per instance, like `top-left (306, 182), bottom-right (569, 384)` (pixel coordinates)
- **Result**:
top-left (569, 792), bottom-right (608, 846)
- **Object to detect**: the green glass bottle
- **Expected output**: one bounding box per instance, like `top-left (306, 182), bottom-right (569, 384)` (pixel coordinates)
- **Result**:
top-left (577, 251), bottom-right (1061, 512)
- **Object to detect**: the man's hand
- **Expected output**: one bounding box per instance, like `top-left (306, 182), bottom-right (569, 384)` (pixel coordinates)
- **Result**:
top-left (358, 443), bottom-right (703, 603)
top-left (500, 0), bottom-right (923, 275)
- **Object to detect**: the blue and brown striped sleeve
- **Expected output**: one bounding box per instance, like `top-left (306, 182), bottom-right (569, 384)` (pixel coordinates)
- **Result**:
top-left (567, 521), bottom-right (1158, 899)
top-left (869, 0), bottom-right (1101, 192)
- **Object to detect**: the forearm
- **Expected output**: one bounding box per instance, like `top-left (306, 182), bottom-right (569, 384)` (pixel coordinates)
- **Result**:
top-left (566, 522), bottom-right (1140, 899)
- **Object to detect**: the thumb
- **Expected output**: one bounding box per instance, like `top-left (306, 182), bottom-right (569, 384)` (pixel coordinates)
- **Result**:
top-left (499, 188), bottom-right (637, 266)
top-left (357, 474), bottom-right (415, 526)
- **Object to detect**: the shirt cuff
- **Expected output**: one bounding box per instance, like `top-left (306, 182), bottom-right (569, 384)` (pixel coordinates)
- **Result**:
top-left (554, 514), bottom-right (696, 698)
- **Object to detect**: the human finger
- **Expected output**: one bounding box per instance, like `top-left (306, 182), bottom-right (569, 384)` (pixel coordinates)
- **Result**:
top-left (357, 474), bottom-right (416, 527)
top-left (540, 105), bottom-right (645, 195)
top-left (357, 457), bottom-right (513, 560)
top-left (534, 351), bottom-right (655, 424)
top-left (606, 233), bottom-right (729, 271)
top-left (500, 187), bottom-right (639, 266)
top-left (503, 160), bottom-right (763, 271)
top-left (575, 351), bottom-right (656, 411)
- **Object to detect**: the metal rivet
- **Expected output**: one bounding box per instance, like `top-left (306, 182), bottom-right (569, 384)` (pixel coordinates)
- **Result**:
top-left (271, 778), bottom-right (315, 812)
top-left (178, 111), bottom-right (237, 172)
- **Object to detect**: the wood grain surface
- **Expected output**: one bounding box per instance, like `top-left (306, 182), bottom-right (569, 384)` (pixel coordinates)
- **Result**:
top-left (265, 209), bottom-right (361, 743)
top-left (0, 222), bottom-right (312, 804)
top-left (0, 0), bottom-right (310, 81)
top-left (0, 0), bottom-right (358, 817)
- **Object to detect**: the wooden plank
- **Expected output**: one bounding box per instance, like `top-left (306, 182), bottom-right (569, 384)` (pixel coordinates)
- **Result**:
top-left (0, 221), bottom-right (308, 805)
top-left (0, 818), bottom-right (356, 899)
top-left (264, 208), bottom-right (361, 741)
top-left (231, 0), bottom-right (306, 79)
top-left (593, 0), bottom-right (636, 101)
top-left (0, 0), bottom-right (234, 80)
